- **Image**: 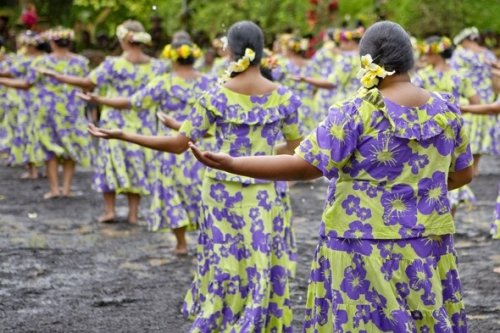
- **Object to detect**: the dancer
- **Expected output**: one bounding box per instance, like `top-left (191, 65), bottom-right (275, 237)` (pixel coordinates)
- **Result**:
top-left (89, 20), bottom-right (302, 331)
top-left (0, 27), bottom-right (92, 198)
top-left (190, 21), bottom-right (473, 332)
top-left (298, 27), bottom-right (364, 118)
top-left (272, 35), bottom-right (317, 134)
top-left (40, 20), bottom-right (167, 223)
top-left (80, 40), bottom-right (211, 254)
top-left (0, 31), bottom-right (47, 178)
top-left (413, 36), bottom-right (480, 214)
top-left (451, 27), bottom-right (497, 173)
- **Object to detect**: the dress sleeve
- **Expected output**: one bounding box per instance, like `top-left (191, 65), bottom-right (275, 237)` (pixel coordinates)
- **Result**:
top-left (130, 77), bottom-right (165, 111)
top-left (294, 100), bottom-right (362, 179)
top-left (281, 91), bottom-right (303, 141)
top-left (88, 57), bottom-right (112, 86)
top-left (449, 108), bottom-right (473, 172)
top-left (25, 57), bottom-right (41, 84)
top-left (179, 92), bottom-right (216, 142)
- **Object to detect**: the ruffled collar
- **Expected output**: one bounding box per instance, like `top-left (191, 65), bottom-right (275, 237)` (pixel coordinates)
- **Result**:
top-left (359, 88), bottom-right (459, 140)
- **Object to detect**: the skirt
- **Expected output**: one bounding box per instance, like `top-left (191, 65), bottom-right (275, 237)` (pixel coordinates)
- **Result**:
top-left (183, 178), bottom-right (297, 332)
top-left (147, 149), bottom-right (203, 232)
top-left (304, 224), bottom-right (467, 332)
top-left (462, 113), bottom-right (497, 155)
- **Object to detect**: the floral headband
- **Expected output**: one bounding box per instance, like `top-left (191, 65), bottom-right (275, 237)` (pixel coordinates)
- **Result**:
top-left (357, 54), bottom-right (395, 90)
top-left (286, 37), bottom-right (309, 53)
top-left (116, 24), bottom-right (151, 45)
top-left (17, 30), bottom-right (45, 46)
top-left (418, 37), bottom-right (453, 55)
top-left (47, 27), bottom-right (74, 41)
top-left (454, 27), bottom-right (479, 45)
top-left (162, 43), bottom-right (202, 61)
top-left (334, 27), bottom-right (364, 43)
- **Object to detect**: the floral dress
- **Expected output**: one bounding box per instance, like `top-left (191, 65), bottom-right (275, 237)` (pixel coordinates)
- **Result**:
top-left (412, 66), bottom-right (477, 209)
top-left (1, 54), bottom-right (45, 166)
top-left (451, 46), bottom-right (497, 155)
top-left (310, 44), bottom-right (338, 120)
top-left (26, 54), bottom-right (93, 165)
top-left (179, 85), bottom-right (302, 332)
top-left (272, 58), bottom-right (317, 134)
top-left (129, 73), bottom-right (214, 232)
top-left (89, 56), bottom-right (167, 195)
top-left (0, 54), bottom-right (21, 154)
top-left (296, 89), bottom-right (472, 332)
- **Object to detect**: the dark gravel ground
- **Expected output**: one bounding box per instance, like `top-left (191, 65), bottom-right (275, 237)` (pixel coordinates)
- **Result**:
top-left (0, 157), bottom-right (499, 332)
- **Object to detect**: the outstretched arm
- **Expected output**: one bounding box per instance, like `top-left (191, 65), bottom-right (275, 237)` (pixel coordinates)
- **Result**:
top-left (460, 103), bottom-right (500, 115)
top-left (0, 77), bottom-right (32, 89)
top-left (88, 124), bottom-right (190, 154)
top-left (294, 76), bottom-right (335, 89)
top-left (38, 68), bottom-right (95, 90)
top-left (78, 92), bottom-right (130, 109)
top-left (189, 143), bottom-right (322, 181)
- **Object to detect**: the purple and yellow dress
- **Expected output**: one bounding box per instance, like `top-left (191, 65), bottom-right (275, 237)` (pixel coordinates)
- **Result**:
top-left (129, 73), bottom-right (214, 232)
top-left (1, 54), bottom-right (44, 166)
top-left (180, 85), bottom-right (302, 332)
top-left (89, 56), bottom-right (167, 195)
top-left (297, 89), bottom-right (471, 332)
top-left (310, 43), bottom-right (338, 119)
top-left (412, 66), bottom-right (477, 209)
top-left (272, 58), bottom-right (318, 134)
top-left (26, 54), bottom-right (93, 165)
top-left (451, 46), bottom-right (497, 155)
top-left (0, 54), bottom-right (20, 154)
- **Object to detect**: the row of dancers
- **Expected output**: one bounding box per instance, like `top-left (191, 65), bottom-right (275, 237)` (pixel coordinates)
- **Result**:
top-left (0, 18), bottom-right (499, 331)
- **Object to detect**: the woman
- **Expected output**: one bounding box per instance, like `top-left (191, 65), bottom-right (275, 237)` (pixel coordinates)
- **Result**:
top-left (413, 35), bottom-right (480, 214)
top-left (80, 40), bottom-right (212, 255)
top-left (0, 30), bottom-right (47, 179)
top-left (451, 27), bottom-right (497, 173)
top-left (0, 27), bottom-right (92, 199)
top-left (190, 21), bottom-right (473, 332)
top-left (41, 20), bottom-right (167, 223)
top-left (272, 35), bottom-right (317, 134)
top-left (89, 21), bottom-right (302, 332)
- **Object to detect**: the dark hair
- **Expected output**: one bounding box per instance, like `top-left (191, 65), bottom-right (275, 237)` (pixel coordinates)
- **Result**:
top-left (36, 41), bottom-right (51, 53)
top-left (359, 21), bottom-right (414, 74)
top-left (54, 38), bottom-right (72, 48)
top-left (171, 40), bottom-right (196, 65)
top-left (425, 36), bottom-right (454, 59)
top-left (227, 21), bottom-right (264, 76)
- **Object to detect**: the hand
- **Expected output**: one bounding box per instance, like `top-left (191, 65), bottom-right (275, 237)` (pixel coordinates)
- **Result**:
top-left (77, 92), bottom-right (99, 103)
top-left (36, 67), bottom-right (59, 78)
top-left (156, 111), bottom-right (178, 129)
top-left (88, 123), bottom-right (123, 139)
top-left (291, 75), bottom-right (304, 82)
top-left (189, 142), bottom-right (234, 171)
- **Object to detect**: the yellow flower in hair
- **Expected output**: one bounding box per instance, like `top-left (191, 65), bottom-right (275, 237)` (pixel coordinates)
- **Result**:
top-left (358, 54), bottom-right (395, 90)
top-left (192, 46), bottom-right (202, 59)
top-left (179, 44), bottom-right (190, 58)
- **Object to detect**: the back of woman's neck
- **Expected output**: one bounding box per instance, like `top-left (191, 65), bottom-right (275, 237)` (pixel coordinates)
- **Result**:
top-left (173, 64), bottom-right (199, 80)
top-left (122, 50), bottom-right (149, 64)
top-left (224, 66), bottom-right (277, 96)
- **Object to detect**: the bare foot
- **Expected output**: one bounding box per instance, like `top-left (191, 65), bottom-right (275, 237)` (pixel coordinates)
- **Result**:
top-left (98, 212), bottom-right (116, 223)
top-left (43, 191), bottom-right (60, 200)
top-left (20, 172), bottom-right (38, 180)
top-left (173, 247), bottom-right (188, 256)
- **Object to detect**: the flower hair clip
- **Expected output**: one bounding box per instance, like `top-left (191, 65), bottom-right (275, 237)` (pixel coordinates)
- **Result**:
top-left (228, 48), bottom-right (255, 73)
top-left (453, 27), bottom-right (479, 45)
top-left (162, 43), bottom-right (202, 61)
top-left (357, 54), bottom-right (395, 90)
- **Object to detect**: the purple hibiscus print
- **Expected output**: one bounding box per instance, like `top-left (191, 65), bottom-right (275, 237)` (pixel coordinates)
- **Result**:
top-left (417, 171), bottom-right (449, 215)
top-left (408, 154), bottom-right (429, 174)
top-left (433, 307), bottom-right (454, 333)
top-left (406, 259), bottom-right (432, 292)
top-left (343, 221), bottom-right (373, 238)
top-left (442, 269), bottom-right (462, 303)
top-left (451, 309), bottom-right (467, 333)
top-left (270, 265), bottom-right (287, 296)
top-left (381, 184), bottom-right (417, 226)
top-left (341, 195), bottom-right (361, 215)
top-left (356, 133), bottom-right (412, 180)
top-left (340, 265), bottom-right (370, 300)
